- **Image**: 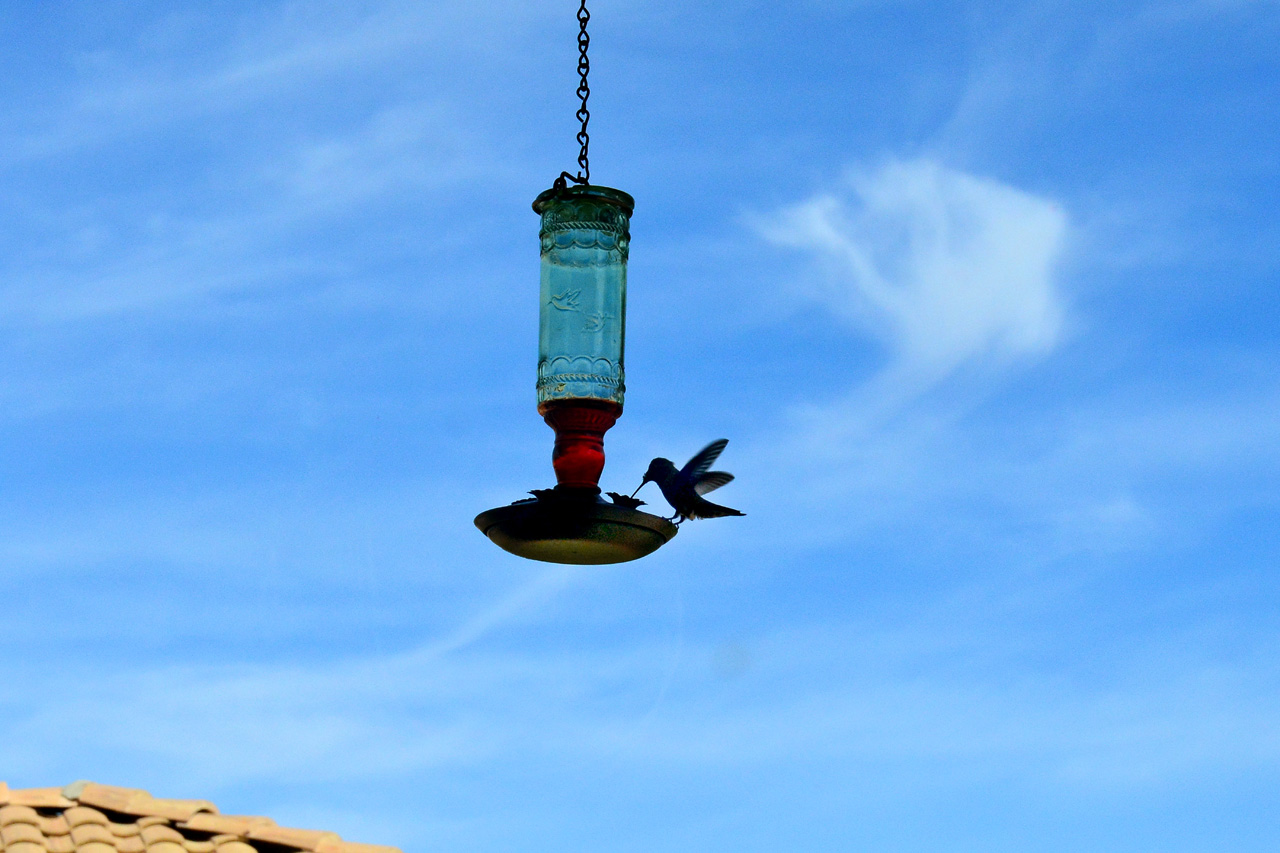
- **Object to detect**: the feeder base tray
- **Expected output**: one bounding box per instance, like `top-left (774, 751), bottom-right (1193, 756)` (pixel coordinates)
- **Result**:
top-left (475, 490), bottom-right (678, 565)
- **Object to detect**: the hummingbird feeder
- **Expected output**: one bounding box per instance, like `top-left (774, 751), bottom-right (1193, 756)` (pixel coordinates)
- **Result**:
top-left (474, 0), bottom-right (678, 564)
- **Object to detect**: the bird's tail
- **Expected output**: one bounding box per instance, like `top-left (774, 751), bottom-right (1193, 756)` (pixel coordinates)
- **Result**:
top-left (691, 500), bottom-right (745, 519)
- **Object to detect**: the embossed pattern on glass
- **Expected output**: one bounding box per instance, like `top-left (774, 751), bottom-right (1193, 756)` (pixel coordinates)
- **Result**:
top-left (537, 193), bottom-right (629, 406)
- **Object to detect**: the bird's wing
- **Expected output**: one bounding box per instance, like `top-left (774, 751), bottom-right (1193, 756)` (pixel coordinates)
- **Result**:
top-left (694, 471), bottom-right (734, 495)
top-left (679, 438), bottom-right (729, 481)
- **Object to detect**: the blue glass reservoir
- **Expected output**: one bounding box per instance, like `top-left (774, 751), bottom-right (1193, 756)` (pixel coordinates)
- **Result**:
top-left (533, 185), bottom-right (634, 411)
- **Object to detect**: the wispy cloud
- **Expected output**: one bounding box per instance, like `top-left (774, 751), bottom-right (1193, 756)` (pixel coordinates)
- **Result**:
top-left (1, 1), bottom-right (549, 163)
top-left (6, 605), bottom-right (1276, 797)
top-left (757, 158), bottom-right (1069, 382)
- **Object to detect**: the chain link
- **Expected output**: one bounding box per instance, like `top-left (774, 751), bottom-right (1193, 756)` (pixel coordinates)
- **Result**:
top-left (555, 0), bottom-right (592, 189)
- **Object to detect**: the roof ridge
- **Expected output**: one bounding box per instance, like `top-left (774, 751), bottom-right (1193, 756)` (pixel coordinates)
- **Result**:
top-left (0, 782), bottom-right (400, 853)
top-left (71, 782), bottom-right (218, 822)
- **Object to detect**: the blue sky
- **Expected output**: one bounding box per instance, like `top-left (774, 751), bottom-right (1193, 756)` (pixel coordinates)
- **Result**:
top-left (1, 1), bottom-right (1277, 850)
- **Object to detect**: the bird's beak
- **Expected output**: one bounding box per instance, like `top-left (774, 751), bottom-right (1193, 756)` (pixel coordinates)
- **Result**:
top-left (630, 478), bottom-right (648, 498)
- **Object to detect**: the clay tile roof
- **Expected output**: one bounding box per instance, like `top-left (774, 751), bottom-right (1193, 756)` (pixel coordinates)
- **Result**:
top-left (0, 784), bottom-right (399, 853)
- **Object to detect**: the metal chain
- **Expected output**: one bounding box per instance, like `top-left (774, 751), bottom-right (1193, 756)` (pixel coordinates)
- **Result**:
top-left (555, 0), bottom-right (591, 189)
top-left (573, 0), bottom-right (591, 182)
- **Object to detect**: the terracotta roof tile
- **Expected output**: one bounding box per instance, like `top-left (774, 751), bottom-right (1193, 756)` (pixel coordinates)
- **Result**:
top-left (70, 787), bottom-right (216, 824)
top-left (177, 817), bottom-right (274, 837)
top-left (69, 827), bottom-right (113, 847)
top-left (6, 835), bottom-right (46, 850)
top-left (146, 842), bottom-right (186, 853)
top-left (140, 827), bottom-right (185, 846)
top-left (63, 811), bottom-right (107, 830)
top-left (3, 825), bottom-right (45, 845)
top-left (212, 842), bottom-right (256, 853)
top-left (0, 784), bottom-right (398, 853)
top-left (77, 834), bottom-right (114, 852)
top-left (138, 805), bottom-right (213, 825)
top-left (66, 788), bottom-right (145, 816)
top-left (45, 837), bottom-right (74, 853)
top-left (244, 828), bottom-right (338, 852)
top-left (3, 790), bottom-right (74, 810)
top-left (37, 819), bottom-right (68, 838)
top-left (0, 807), bottom-right (40, 827)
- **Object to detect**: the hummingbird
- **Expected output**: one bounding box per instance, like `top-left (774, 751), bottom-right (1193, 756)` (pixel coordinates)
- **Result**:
top-left (632, 438), bottom-right (745, 524)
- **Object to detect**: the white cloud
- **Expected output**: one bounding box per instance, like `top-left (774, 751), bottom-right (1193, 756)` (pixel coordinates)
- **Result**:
top-left (758, 158), bottom-right (1069, 379)
top-left (2, 0), bottom-right (549, 162)
top-left (5, 606), bottom-right (1277, 796)
top-left (280, 102), bottom-right (492, 208)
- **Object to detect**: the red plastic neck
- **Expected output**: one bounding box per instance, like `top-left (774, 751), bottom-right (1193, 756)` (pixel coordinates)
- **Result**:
top-left (539, 400), bottom-right (622, 490)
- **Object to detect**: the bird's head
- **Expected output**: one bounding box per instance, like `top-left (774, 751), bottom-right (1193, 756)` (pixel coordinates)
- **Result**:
top-left (643, 457), bottom-right (676, 484)
top-left (632, 457), bottom-right (676, 497)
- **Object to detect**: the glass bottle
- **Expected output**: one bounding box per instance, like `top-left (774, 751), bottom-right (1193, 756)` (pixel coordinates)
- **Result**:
top-left (532, 185), bottom-right (634, 489)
